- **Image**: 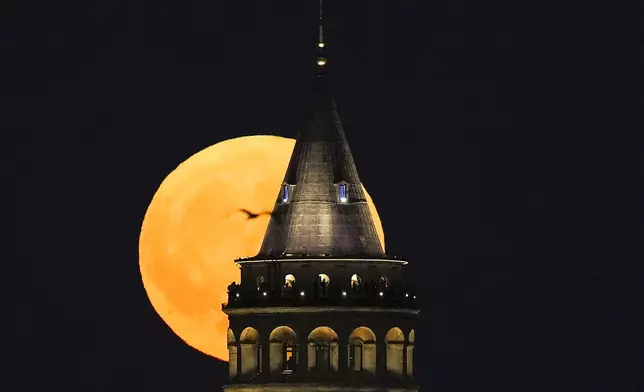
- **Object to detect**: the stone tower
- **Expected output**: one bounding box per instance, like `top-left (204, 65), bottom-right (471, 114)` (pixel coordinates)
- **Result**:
top-left (222, 2), bottom-right (419, 392)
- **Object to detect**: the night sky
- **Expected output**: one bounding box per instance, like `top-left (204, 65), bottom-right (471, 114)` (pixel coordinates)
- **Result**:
top-left (9, 0), bottom-right (641, 391)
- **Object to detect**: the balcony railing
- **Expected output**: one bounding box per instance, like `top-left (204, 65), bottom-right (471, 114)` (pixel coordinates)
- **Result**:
top-left (222, 283), bottom-right (418, 310)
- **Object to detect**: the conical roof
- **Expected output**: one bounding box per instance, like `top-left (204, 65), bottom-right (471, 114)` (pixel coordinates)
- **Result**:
top-left (251, 74), bottom-right (386, 259)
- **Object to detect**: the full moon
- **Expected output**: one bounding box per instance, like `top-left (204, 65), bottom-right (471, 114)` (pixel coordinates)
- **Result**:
top-left (139, 135), bottom-right (385, 361)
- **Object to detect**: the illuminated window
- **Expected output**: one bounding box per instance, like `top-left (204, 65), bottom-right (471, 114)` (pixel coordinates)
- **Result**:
top-left (350, 274), bottom-right (362, 289)
top-left (338, 183), bottom-right (348, 203)
top-left (283, 344), bottom-right (297, 373)
top-left (285, 274), bottom-right (296, 288)
top-left (282, 184), bottom-right (290, 203)
top-left (318, 274), bottom-right (330, 297)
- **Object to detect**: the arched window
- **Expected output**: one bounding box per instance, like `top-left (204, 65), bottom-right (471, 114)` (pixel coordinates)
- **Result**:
top-left (269, 326), bottom-right (298, 375)
top-left (284, 274), bottom-right (296, 288)
top-left (348, 327), bottom-right (377, 374)
top-left (282, 184), bottom-right (290, 203)
top-left (308, 327), bottom-right (339, 373)
top-left (350, 274), bottom-right (362, 290)
top-left (338, 182), bottom-right (348, 203)
top-left (385, 327), bottom-right (405, 378)
top-left (318, 274), bottom-right (330, 297)
top-left (239, 327), bottom-right (260, 378)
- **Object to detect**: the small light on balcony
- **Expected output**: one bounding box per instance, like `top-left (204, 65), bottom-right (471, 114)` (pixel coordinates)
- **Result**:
top-left (379, 291), bottom-right (384, 297)
top-left (342, 291), bottom-right (347, 296)
top-left (318, 42), bottom-right (325, 48)
top-left (235, 293), bottom-right (240, 298)
top-left (263, 292), bottom-right (267, 296)
top-left (413, 295), bottom-right (416, 299)
top-left (405, 293), bottom-right (409, 297)
top-left (340, 196), bottom-right (347, 203)
top-left (300, 291), bottom-right (305, 297)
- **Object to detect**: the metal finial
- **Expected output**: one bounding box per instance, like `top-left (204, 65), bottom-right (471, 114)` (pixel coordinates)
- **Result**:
top-left (317, 0), bottom-right (327, 68)
top-left (318, 0), bottom-right (324, 47)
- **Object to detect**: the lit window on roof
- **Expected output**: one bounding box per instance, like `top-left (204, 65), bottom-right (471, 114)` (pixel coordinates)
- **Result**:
top-left (339, 183), bottom-right (348, 203)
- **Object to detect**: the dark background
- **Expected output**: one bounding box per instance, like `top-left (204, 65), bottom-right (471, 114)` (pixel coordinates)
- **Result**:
top-left (8, 0), bottom-right (641, 391)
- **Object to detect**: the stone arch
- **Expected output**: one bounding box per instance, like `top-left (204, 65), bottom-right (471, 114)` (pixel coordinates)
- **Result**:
top-left (308, 326), bottom-right (339, 373)
top-left (239, 327), bottom-right (260, 377)
top-left (227, 329), bottom-right (238, 378)
top-left (227, 329), bottom-right (236, 345)
top-left (348, 327), bottom-right (377, 374)
top-left (269, 326), bottom-right (298, 374)
top-left (406, 329), bottom-right (415, 378)
top-left (385, 327), bottom-right (405, 378)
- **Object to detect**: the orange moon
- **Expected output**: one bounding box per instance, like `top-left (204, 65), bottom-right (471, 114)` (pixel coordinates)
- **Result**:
top-left (138, 135), bottom-right (385, 361)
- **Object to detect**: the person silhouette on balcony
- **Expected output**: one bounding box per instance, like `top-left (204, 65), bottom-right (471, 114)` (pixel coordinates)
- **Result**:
top-left (227, 282), bottom-right (239, 303)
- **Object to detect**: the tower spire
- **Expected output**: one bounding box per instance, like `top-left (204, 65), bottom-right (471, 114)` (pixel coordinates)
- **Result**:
top-left (316, 0), bottom-right (327, 70)
top-left (247, 0), bottom-right (385, 260)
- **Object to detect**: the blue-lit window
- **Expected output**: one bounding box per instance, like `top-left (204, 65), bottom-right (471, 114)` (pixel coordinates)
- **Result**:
top-left (338, 183), bottom-right (348, 203)
top-left (282, 184), bottom-right (290, 203)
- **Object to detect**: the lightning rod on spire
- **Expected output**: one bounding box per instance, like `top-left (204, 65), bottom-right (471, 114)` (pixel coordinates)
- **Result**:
top-left (318, 0), bottom-right (325, 48)
top-left (317, 0), bottom-right (327, 68)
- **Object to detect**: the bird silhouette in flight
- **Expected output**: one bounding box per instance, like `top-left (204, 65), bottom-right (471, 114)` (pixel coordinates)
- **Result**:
top-left (239, 209), bottom-right (283, 223)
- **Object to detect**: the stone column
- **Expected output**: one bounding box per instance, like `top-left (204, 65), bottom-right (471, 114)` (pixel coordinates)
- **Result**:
top-left (406, 344), bottom-right (414, 379)
top-left (240, 343), bottom-right (257, 378)
top-left (269, 342), bottom-right (282, 376)
top-left (363, 342), bottom-right (377, 375)
top-left (377, 340), bottom-right (387, 377)
top-left (330, 342), bottom-right (339, 372)
top-left (337, 335), bottom-right (348, 373)
top-left (228, 345), bottom-right (238, 379)
top-left (402, 340), bottom-right (408, 379)
top-left (307, 342), bottom-right (315, 372)
top-left (297, 335), bottom-right (308, 375)
top-left (236, 343), bottom-right (242, 380)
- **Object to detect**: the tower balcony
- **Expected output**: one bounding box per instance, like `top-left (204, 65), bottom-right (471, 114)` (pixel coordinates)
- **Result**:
top-left (222, 283), bottom-right (418, 312)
